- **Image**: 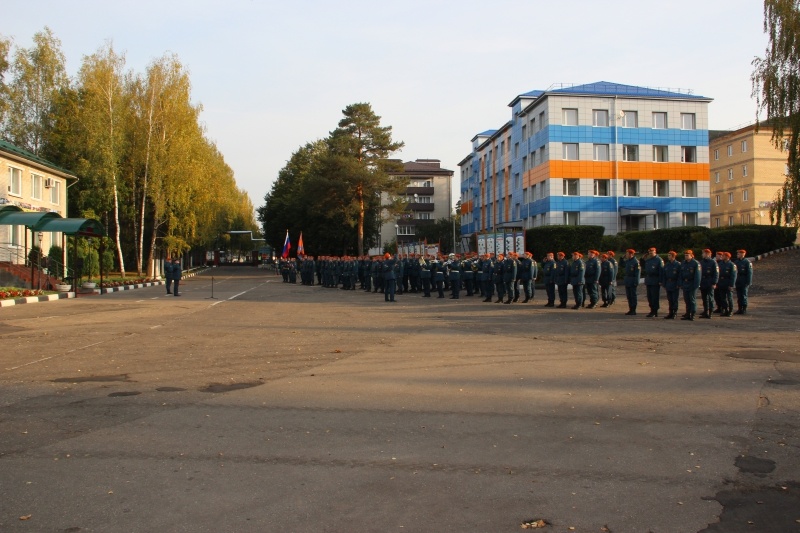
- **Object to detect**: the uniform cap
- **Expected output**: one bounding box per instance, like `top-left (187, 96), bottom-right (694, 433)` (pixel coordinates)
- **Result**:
top-left (607, 251), bottom-right (615, 257)
top-left (684, 249), bottom-right (694, 256)
top-left (648, 247), bottom-right (657, 253)
top-left (626, 249), bottom-right (636, 254)
top-left (601, 253), bottom-right (608, 259)
top-left (384, 252), bottom-right (391, 259)
top-left (723, 252), bottom-right (732, 259)
top-left (668, 251), bottom-right (677, 257)
top-left (556, 252), bottom-right (565, 258)
top-left (737, 249), bottom-right (747, 255)
top-left (702, 248), bottom-right (712, 255)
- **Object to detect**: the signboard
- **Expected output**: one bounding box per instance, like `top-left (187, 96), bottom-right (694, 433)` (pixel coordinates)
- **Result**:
top-left (477, 234), bottom-right (487, 256)
top-left (515, 231), bottom-right (525, 255)
top-left (495, 233), bottom-right (505, 255)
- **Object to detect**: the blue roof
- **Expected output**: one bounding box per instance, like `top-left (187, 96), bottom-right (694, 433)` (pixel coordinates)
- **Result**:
top-left (543, 81), bottom-right (710, 100)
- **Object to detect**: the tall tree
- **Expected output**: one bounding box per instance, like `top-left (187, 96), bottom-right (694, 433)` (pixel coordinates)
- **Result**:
top-left (0, 35), bottom-right (11, 128)
top-left (325, 103), bottom-right (404, 256)
top-left (752, 0), bottom-right (800, 226)
top-left (76, 42), bottom-right (130, 276)
top-left (4, 27), bottom-right (68, 155)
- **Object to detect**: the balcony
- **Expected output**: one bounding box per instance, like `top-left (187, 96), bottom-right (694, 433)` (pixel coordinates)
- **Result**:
top-left (406, 186), bottom-right (434, 195)
top-left (407, 202), bottom-right (435, 212)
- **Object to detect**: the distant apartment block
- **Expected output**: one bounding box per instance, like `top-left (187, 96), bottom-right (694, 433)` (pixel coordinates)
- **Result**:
top-left (379, 159), bottom-right (453, 248)
top-left (459, 81), bottom-right (713, 239)
top-left (709, 124), bottom-right (788, 227)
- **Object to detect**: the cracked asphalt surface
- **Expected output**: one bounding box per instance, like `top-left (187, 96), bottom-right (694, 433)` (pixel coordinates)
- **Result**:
top-left (1, 251), bottom-right (799, 532)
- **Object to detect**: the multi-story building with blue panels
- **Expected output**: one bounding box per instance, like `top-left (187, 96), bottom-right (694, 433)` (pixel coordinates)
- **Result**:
top-left (459, 82), bottom-right (713, 242)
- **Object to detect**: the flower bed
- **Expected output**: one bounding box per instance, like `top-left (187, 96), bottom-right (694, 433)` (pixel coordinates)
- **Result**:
top-left (99, 278), bottom-right (158, 289)
top-left (0, 288), bottom-right (46, 300)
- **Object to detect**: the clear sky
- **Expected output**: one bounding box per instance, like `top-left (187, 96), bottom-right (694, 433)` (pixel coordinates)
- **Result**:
top-left (6, 0), bottom-right (768, 212)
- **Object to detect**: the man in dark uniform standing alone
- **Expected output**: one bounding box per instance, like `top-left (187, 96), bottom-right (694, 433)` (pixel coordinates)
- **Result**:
top-left (171, 257), bottom-right (182, 296)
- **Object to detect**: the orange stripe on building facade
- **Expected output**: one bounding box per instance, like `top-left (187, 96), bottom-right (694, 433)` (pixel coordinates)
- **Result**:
top-left (524, 161), bottom-right (709, 187)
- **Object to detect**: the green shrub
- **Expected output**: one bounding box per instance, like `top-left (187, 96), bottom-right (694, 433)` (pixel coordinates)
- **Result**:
top-left (525, 226), bottom-right (605, 258)
top-left (47, 245), bottom-right (64, 279)
top-left (102, 249), bottom-right (115, 274)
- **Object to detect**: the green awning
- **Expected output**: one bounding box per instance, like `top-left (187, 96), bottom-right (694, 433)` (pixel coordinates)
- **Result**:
top-left (0, 210), bottom-right (62, 227)
top-left (36, 218), bottom-right (105, 236)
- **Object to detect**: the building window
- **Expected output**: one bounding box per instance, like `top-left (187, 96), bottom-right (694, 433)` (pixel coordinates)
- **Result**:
top-left (681, 146), bottom-right (696, 163)
top-left (653, 112), bottom-right (667, 129)
top-left (531, 183), bottom-right (538, 200)
top-left (594, 179), bottom-right (610, 196)
top-left (514, 173), bottom-right (520, 190)
top-left (743, 189), bottom-right (749, 202)
top-left (623, 180), bottom-right (639, 197)
top-left (523, 187), bottom-right (529, 204)
top-left (654, 180), bottom-right (669, 197)
top-left (621, 111), bottom-right (638, 128)
top-left (728, 216), bottom-right (734, 226)
top-left (31, 173), bottom-right (43, 200)
top-left (416, 195), bottom-right (432, 203)
top-left (623, 145), bottom-right (639, 162)
top-left (593, 144), bottom-right (609, 161)
top-left (715, 218), bottom-right (720, 228)
top-left (412, 179), bottom-right (431, 187)
top-left (745, 213), bottom-right (751, 223)
top-left (715, 172), bottom-right (720, 183)
top-left (563, 179), bottom-right (579, 196)
top-left (521, 125), bottom-right (527, 141)
top-left (681, 113), bottom-right (696, 130)
top-left (728, 169), bottom-right (734, 180)
top-left (742, 164), bottom-right (747, 177)
top-left (592, 109), bottom-right (609, 127)
top-left (564, 211), bottom-right (580, 225)
top-left (562, 108), bottom-right (578, 126)
top-left (514, 142), bottom-right (519, 159)
top-left (714, 149), bottom-right (719, 160)
top-left (656, 212), bottom-right (670, 229)
top-left (10, 225), bottom-right (21, 246)
top-left (653, 145), bottom-right (668, 163)
top-left (416, 212), bottom-right (432, 220)
top-left (727, 145), bottom-right (733, 156)
top-left (397, 225), bottom-right (415, 235)
top-left (728, 192), bottom-right (734, 204)
top-left (563, 143), bottom-right (579, 160)
top-left (741, 140), bottom-right (747, 152)
top-left (683, 212), bottom-right (698, 227)
top-left (8, 166), bottom-right (23, 196)
top-left (538, 111), bottom-right (545, 130)
top-left (522, 156), bottom-right (528, 171)
top-left (715, 195), bottom-right (720, 206)
top-left (682, 180), bottom-right (698, 197)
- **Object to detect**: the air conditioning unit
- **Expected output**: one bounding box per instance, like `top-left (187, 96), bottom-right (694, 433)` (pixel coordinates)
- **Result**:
top-left (44, 178), bottom-right (54, 188)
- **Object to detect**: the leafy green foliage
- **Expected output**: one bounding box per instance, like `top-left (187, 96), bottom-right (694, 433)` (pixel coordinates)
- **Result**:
top-left (524, 226), bottom-right (605, 258)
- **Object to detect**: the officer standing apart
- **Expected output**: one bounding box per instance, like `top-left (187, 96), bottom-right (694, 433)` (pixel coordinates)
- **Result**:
top-left (643, 247), bottom-right (664, 317)
top-left (662, 251), bottom-right (681, 319)
top-left (171, 257), bottom-right (182, 296)
top-left (680, 249), bottom-right (701, 320)
top-left (734, 249), bottom-right (753, 314)
top-left (164, 257), bottom-right (174, 295)
top-left (622, 249), bottom-right (640, 316)
top-left (382, 252), bottom-right (397, 302)
top-left (699, 249), bottom-right (719, 319)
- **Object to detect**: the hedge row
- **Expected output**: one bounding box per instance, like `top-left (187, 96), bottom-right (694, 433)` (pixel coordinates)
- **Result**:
top-left (521, 225), bottom-right (797, 257)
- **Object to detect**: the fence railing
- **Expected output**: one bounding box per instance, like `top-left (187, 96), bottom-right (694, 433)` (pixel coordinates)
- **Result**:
top-left (0, 242), bottom-right (75, 289)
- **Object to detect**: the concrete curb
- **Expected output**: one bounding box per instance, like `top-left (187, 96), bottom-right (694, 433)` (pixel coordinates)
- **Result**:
top-left (1, 268), bottom-right (207, 308)
top-left (751, 244), bottom-right (799, 262)
top-left (0, 292), bottom-right (74, 308)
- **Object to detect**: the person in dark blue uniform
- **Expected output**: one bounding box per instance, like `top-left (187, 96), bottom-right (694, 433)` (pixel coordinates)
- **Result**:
top-left (171, 258), bottom-right (182, 296)
top-left (419, 255), bottom-right (432, 297)
top-left (493, 253), bottom-right (506, 303)
top-left (622, 249), bottom-right (640, 315)
top-left (606, 251), bottom-right (618, 306)
top-left (502, 253), bottom-right (517, 304)
top-left (662, 251), bottom-right (681, 319)
top-left (584, 250), bottom-right (600, 308)
top-left (164, 257), bottom-right (174, 294)
top-left (643, 247), bottom-right (664, 317)
top-left (518, 251), bottom-right (537, 303)
top-left (734, 249), bottom-right (753, 314)
top-left (382, 252), bottom-right (397, 302)
top-left (699, 248), bottom-right (719, 319)
top-left (717, 251), bottom-right (738, 317)
top-left (569, 251), bottom-right (586, 309)
top-left (680, 249), bottom-right (701, 320)
top-left (555, 252), bottom-right (570, 308)
top-left (542, 252), bottom-right (556, 307)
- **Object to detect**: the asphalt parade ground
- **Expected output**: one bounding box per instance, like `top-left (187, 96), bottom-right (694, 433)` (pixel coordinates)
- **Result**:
top-left (1, 258), bottom-right (799, 532)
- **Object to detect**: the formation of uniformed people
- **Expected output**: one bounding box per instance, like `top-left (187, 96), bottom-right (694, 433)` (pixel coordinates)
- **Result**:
top-left (274, 246), bottom-right (753, 320)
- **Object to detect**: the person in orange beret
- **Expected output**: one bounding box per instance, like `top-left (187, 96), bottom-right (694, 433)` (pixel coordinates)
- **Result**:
top-left (699, 248), bottom-right (719, 319)
top-left (622, 249), bottom-right (640, 315)
top-left (680, 250), bottom-right (701, 320)
top-left (662, 251), bottom-right (681, 319)
top-left (717, 251), bottom-right (738, 316)
top-left (734, 249), bottom-right (753, 314)
top-left (555, 252), bottom-right (570, 308)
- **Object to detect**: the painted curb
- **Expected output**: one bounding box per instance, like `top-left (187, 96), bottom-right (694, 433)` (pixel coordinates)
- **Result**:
top-left (751, 244), bottom-right (800, 262)
top-left (0, 292), bottom-right (74, 308)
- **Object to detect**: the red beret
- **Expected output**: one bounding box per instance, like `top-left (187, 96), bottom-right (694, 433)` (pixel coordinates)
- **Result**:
top-left (668, 251), bottom-right (677, 256)
top-left (557, 252), bottom-right (565, 257)
top-left (648, 247), bottom-right (657, 253)
top-left (703, 249), bottom-right (712, 255)
top-left (723, 252), bottom-right (732, 258)
top-left (607, 251), bottom-right (615, 257)
top-left (626, 249), bottom-right (636, 254)
top-left (737, 249), bottom-right (747, 254)
top-left (684, 250), bottom-right (694, 256)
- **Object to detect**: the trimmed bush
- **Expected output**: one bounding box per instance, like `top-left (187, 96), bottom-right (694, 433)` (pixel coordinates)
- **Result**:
top-left (48, 245), bottom-right (64, 279)
top-left (617, 225), bottom-right (796, 256)
top-left (525, 226), bottom-right (605, 257)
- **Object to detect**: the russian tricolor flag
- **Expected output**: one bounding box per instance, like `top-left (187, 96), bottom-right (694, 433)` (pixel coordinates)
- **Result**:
top-left (281, 230), bottom-right (291, 258)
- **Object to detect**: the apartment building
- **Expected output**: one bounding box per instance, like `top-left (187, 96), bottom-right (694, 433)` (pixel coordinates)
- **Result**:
top-left (378, 159), bottom-right (453, 248)
top-left (1, 139), bottom-right (75, 262)
top-left (709, 124), bottom-right (788, 227)
top-left (459, 81), bottom-right (713, 240)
